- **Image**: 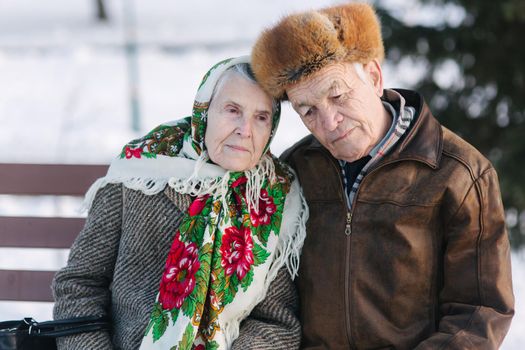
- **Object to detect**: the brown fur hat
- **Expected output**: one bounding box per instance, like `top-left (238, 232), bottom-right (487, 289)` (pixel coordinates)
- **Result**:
top-left (251, 3), bottom-right (384, 99)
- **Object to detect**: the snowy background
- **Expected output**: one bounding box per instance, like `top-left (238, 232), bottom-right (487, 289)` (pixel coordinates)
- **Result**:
top-left (0, 0), bottom-right (522, 348)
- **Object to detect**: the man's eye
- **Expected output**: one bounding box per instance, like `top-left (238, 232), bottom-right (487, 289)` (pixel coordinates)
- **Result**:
top-left (226, 106), bottom-right (239, 114)
top-left (304, 107), bottom-right (316, 118)
top-left (332, 94), bottom-right (346, 102)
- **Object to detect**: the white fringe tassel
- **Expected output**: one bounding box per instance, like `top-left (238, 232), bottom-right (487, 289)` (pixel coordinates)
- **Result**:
top-left (244, 154), bottom-right (276, 214)
top-left (82, 154), bottom-right (277, 215)
top-left (81, 176), bottom-right (171, 212)
top-left (223, 174), bottom-right (309, 348)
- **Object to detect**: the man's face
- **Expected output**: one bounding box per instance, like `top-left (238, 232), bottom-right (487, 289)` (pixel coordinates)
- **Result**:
top-left (286, 61), bottom-right (390, 162)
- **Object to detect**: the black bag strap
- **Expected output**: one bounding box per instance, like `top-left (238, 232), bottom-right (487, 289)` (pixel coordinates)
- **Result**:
top-left (33, 315), bottom-right (108, 329)
top-left (20, 316), bottom-right (110, 338)
top-left (0, 320), bottom-right (22, 331)
top-left (32, 323), bottom-right (110, 338)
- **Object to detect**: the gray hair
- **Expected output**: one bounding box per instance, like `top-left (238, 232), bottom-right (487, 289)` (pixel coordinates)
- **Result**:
top-left (353, 62), bottom-right (371, 85)
top-left (211, 63), bottom-right (279, 116)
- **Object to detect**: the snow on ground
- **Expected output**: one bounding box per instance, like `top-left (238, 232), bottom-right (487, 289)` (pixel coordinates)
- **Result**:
top-left (504, 251), bottom-right (525, 349)
top-left (0, 0), bottom-right (522, 348)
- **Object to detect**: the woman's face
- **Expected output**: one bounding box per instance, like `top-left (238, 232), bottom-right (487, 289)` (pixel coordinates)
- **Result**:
top-left (205, 72), bottom-right (274, 171)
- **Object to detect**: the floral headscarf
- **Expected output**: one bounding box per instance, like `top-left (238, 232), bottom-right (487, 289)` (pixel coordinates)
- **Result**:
top-left (84, 57), bottom-right (307, 350)
top-left (122, 57), bottom-right (281, 167)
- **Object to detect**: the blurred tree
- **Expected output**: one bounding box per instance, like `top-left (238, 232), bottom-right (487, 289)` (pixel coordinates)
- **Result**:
top-left (95, 0), bottom-right (108, 21)
top-left (375, 0), bottom-right (525, 248)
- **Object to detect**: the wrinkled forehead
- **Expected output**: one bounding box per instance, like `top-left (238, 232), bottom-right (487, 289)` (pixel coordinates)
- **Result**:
top-left (286, 62), bottom-right (361, 105)
top-left (211, 69), bottom-right (255, 103)
top-left (213, 76), bottom-right (272, 120)
top-left (212, 67), bottom-right (279, 119)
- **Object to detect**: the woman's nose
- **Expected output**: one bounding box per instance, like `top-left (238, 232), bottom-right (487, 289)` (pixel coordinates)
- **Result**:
top-left (235, 116), bottom-right (252, 138)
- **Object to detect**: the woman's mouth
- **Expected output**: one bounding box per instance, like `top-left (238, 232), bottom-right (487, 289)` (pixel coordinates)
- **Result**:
top-left (226, 144), bottom-right (249, 152)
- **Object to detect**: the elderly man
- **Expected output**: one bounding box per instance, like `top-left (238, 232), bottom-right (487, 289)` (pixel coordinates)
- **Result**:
top-left (240, 2), bottom-right (514, 349)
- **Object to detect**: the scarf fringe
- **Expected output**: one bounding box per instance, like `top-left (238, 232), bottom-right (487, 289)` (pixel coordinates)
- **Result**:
top-left (82, 154), bottom-right (277, 215)
top-left (223, 175), bottom-right (308, 348)
top-left (167, 152), bottom-right (228, 198)
top-left (244, 154), bottom-right (275, 213)
top-left (81, 176), bottom-right (170, 212)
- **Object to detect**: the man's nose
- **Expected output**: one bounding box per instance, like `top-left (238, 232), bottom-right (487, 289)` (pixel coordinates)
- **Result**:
top-left (319, 105), bottom-right (341, 131)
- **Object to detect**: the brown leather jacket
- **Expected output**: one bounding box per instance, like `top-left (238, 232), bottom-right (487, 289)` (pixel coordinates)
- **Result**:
top-left (281, 89), bottom-right (514, 350)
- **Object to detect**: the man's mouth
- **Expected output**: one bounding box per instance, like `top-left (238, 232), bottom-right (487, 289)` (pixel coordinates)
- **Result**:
top-left (332, 127), bottom-right (355, 143)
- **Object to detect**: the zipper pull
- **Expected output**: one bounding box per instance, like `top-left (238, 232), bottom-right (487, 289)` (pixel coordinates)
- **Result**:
top-left (345, 212), bottom-right (352, 235)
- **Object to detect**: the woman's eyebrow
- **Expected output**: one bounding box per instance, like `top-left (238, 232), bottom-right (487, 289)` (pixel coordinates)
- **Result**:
top-left (255, 108), bottom-right (272, 115)
top-left (223, 100), bottom-right (241, 107)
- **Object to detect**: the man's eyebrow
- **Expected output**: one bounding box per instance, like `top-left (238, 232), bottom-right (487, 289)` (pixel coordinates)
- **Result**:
top-left (293, 101), bottom-right (311, 109)
top-left (328, 80), bottom-right (341, 93)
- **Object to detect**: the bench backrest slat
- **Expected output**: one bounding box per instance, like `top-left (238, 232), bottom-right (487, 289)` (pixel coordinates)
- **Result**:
top-left (0, 217), bottom-right (86, 249)
top-left (0, 270), bottom-right (55, 302)
top-left (0, 163), bottom-right (108, 196)
top-left (0, 163), bottom-right (108, 303)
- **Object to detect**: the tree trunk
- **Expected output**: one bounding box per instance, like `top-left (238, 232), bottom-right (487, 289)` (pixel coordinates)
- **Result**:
top-left (96, 0), bottom-right (108, 21)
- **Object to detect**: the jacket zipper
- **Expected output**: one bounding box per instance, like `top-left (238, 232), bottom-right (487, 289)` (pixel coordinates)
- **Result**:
top-left (344, 158), bottom-right (412, 348)
top-left (320, 152), bottom-right (356, 348)
top-left (345, 212), bottom-right (352, 235)
top-left (324, 153), bottom-right (409, 348)
top-left (344, 211), bottom-right (354, 349)
top-left (345, 197), bottom-right (358, 348)
top-left (318, 149), bottom-right (412, 348)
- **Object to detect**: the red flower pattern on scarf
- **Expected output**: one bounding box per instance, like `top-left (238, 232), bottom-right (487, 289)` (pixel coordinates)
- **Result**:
top-left (125, 146), bottom-right (143, 159)
top-left (231, 176), bottom-right (247, 188)
top-left (159, 232), bottom-right (200, 310)
top-left (220, 226), bottom-right (254, 280)
top-left (188, 194), bottom-right (210, 216)
top-left (250, 189), bottom-right (276, 226)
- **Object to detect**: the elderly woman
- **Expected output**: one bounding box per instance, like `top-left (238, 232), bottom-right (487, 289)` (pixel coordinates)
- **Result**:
top-left (52, 56), bottom-right (307, 350)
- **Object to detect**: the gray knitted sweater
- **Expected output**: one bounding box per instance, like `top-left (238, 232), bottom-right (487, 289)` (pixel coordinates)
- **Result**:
top-left (52, 183), bottom-right (300, 349)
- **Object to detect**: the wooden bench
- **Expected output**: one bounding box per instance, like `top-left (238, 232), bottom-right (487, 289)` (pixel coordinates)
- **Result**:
top-left (0, 163), bottom-right (108, 302)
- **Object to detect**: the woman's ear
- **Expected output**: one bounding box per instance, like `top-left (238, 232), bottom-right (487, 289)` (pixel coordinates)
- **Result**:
top-left (365, 59), bottom-right (383, 97)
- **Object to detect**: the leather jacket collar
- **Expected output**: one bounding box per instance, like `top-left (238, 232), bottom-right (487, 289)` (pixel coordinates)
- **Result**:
top-left (302, 89), bottom-right (443, 170)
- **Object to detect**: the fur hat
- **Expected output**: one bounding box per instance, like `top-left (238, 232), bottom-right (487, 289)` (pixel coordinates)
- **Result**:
top-left (251, 3), bottom-right (384, 99)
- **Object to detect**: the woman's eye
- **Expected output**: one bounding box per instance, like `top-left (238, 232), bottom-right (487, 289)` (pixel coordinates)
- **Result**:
top-left (226, 106), bottom-right (239, 114)
top-left (258, 114), bottom-right (270, 122)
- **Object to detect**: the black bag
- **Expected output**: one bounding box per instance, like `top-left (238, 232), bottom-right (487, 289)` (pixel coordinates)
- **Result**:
top-left (0, 315), bottom-right (110, 350)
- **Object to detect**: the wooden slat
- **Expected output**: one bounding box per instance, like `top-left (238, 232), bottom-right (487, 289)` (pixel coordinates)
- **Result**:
top-left (0, 163), bottom-right (108, 196)
top-left (0, 216), bottom-right (85, 248)
top-left (0, 163), bottom-right (109, 303)
top-left (0, 270), bottom-right (55, 302)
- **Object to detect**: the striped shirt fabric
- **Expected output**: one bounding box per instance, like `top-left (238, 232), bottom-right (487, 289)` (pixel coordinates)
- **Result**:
top-left (339, 95), bottom-right (415, 209)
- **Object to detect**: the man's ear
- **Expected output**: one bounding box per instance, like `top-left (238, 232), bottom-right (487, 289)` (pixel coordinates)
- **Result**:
top-left (365, 59), bottom-right (383, 97)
